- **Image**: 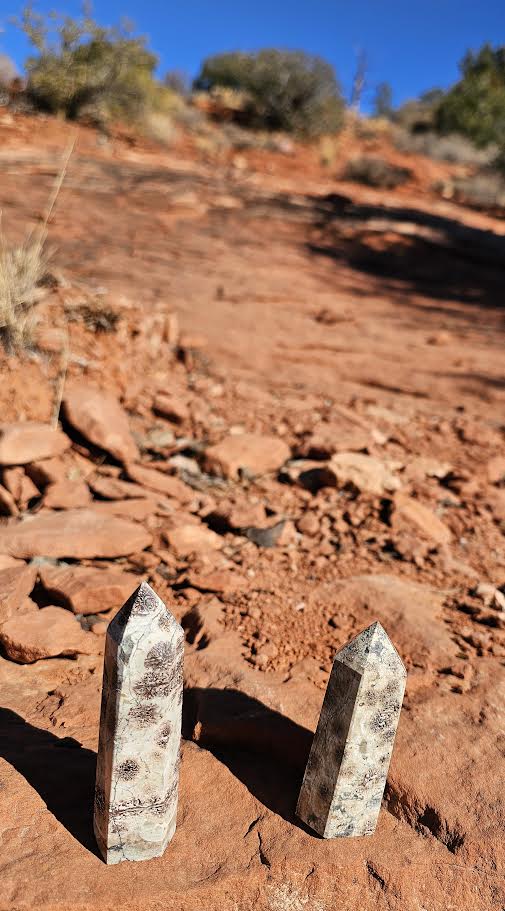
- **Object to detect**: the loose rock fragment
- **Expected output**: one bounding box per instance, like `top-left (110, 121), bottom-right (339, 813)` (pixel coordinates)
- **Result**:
top-left (184, 570), bottom-right (247, 596)
top-left (94, 582), bottom-right (184, 864)
top-left (126, 464), bottom-right (193, 502)
top-left (204, 433), bottom-right (290, 480)
top-left (0, 509), bottom-right (152, 559)
top-left (89, 475), bottom-right (152, 501)
top-left (297, 420), bottom-right (369, 459)
top-left (153, 393), bottom-right (189, 424)
top-left (63, 384), bottom-right (139, 463)
top-left (243, 520), bottom-right (286, 548)
top-left (297, 622), bottom-right (406, 838)
top-left (0, 423), bottom-right (70, 466)
top-left (0, 606), bottom-right (93, 663)
top-left (473, 583), bottom-right (505, 611)
top-left (38, 565), bottom-right (138, 615)
top-left (487, 455), bottom-right (505, 486)
top-left (330, 452), bottom-right (402, 495)
top-left (393, 493), bottom-right (452, 545)
top-left (43, 479), bottom-right (92, 509)
top-left (2, 467), bottom-right (39, 508)
top-left (26, 456), bottom-right (70, 487)
top-left (296, 512), bottom-right (320, 537)
top-left (165, 524), bottom-right (222, 557)
top-left (0, 565), bottom-right (38, 622)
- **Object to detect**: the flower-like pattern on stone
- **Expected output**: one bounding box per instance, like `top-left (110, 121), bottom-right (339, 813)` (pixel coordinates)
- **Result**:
top-left (94, 581), bottom-right (184, 864)
top-left (296, 621), bottom-right (406, 839)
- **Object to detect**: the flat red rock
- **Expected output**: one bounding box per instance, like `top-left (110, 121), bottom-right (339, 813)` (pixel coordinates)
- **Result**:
top-left (204, 433), bottom-right (290, 479)
top-left (38, 564), bottom-right (138, 615)
top-left (330, 452), bottom-right (402, 495)
top-left (43, 479), bottom-right (92, 509)
top-left (0, 509), bottom-right (152, 559)
top-left (2, 467), bottom-right (39, 508)
top-left (185, 570), bottom-right (247, 595)
top-left (153, 392), bottom-right (189, 424)
top-left (0, 565), bottom-right (38, 622)
top-left (63, 384), bottom-right (139, 463)
top-left (165, 523), bottom-right (222, 556)
top-left (393, 493), bottom-right (452, 545)
top-left (89, 475), bottom-right (152, 500)
top-left (126, 463), bottom-right (193, 502)
top-left (0, 423), bottom-right (70, 466)
top-left (0, 606), bottom-right (94, 663)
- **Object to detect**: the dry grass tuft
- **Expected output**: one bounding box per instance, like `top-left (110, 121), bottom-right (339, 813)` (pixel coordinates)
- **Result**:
top-left (343, 156), bottom-right (412, 189)
top-left (0, 231), bottom-right (47, 351)
top-left (0, 135), bottom-right (75, 353)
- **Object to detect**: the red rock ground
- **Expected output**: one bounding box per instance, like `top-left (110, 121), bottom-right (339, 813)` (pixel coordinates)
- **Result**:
top-left (0, 109), bottom-right (504, 910)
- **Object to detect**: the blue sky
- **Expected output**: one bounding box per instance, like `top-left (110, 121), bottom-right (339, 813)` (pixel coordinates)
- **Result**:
top-left (2, 1), bottom-right (505, 110)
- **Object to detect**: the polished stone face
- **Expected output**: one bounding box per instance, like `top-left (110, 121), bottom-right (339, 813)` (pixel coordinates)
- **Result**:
top-left (94, 582), bottom-right (184, 864)
top-left (296, 621), bottom-right (407, 838)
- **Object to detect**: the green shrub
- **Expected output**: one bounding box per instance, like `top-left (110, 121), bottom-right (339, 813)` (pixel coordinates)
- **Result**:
top-left (19, 5), bottom-right (168, 124)
top-left (435, 45), bottom-right (505, 149)
top-left (194, 49), bottom-right (344, 136)
top-left (393, 89), bottom-right (444, 134)
top-left (344, 156), bottom-right (412, 189)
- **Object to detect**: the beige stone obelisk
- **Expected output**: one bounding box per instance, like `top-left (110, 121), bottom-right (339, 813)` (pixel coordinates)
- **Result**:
top-left (297, 621), bottom-right (406, 838)
top-left (94, 581), bottom-right (184, 863)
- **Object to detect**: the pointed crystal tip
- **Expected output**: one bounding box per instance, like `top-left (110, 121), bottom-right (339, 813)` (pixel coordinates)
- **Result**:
top-left (107, 579), bottom-right (182, 642)
top-left (336, 620), bottom-right (406, 676)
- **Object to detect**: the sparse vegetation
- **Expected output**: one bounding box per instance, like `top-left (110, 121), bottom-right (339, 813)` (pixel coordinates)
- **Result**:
top-left (393, 89), bottom-right (444, 134)
top-left (194, 49), bottom-right (344, 136)
top-left (436, 45), bottom-right (505, 150)
top-left (344, 156), bottom-right (412, 189)
top-left (442, 171), bottom-right (505, 210)
top-left (0, 138), bottom-right (73, 353)
top-left (19, 5), bottom-right (173, 126)
top-left (0, 232), bottom-right (46, 351)
top-left (393, 128), bottom-right (496, 165)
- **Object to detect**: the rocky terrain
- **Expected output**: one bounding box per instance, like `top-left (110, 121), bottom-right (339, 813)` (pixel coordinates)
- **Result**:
top-left (0, 109), bottom-right (504, 910)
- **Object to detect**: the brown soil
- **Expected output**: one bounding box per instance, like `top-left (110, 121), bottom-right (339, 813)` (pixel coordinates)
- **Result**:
top-left (0, 108), bottom-right (504, 910)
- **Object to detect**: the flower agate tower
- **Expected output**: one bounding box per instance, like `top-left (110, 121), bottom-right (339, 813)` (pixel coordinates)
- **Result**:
top-left (297, 622), bottom-right (406, 838)
top-left (94, 582), bottom-right (184, 863)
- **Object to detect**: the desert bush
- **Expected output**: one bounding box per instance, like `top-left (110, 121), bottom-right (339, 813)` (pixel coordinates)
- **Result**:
top-left (194, 49), bottom-right (344, 136)
top-left (451, 171), bottom-right (505, 210)
top-left (393, 128), bottom-right (496, 165)
top-left (394, 89), bottom-right (444, 134)
top-left (164, 70), bottom-right (190, 96)
top-left (19, 5), bottom-right (170, 124)
top-left (436, 45), bottom-right (505, 149)
top-left (0, 232), bottom-right (47, 351)
top-left (343, 156), bottom-right (412, 189)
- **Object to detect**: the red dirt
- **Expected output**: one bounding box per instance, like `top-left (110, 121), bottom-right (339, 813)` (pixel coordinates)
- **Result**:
top-left (0, 109), bottom-right (504, 910)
